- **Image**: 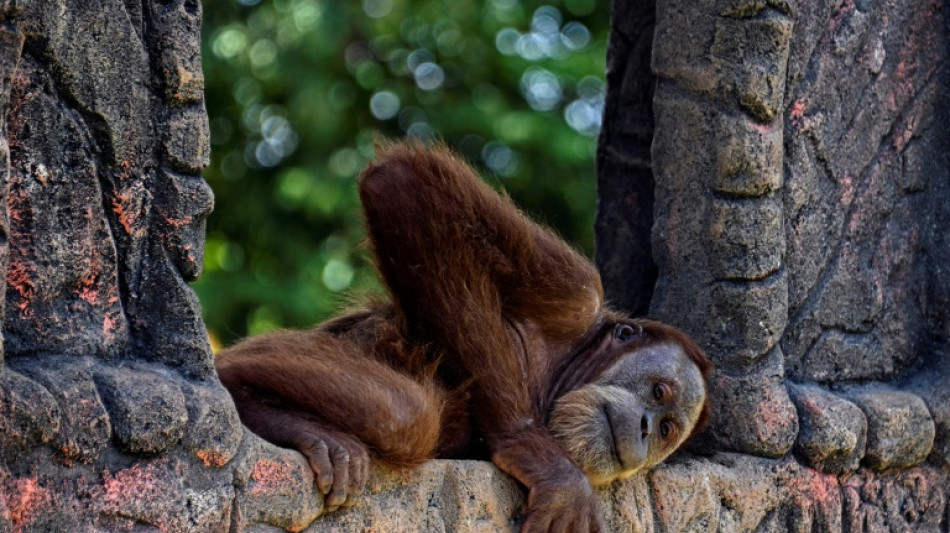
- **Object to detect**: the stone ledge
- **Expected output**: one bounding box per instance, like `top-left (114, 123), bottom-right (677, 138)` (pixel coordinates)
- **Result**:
top-left (301, 452), bottom-right (950, 533)
top-left (1, 418), bottom-right (947, 532)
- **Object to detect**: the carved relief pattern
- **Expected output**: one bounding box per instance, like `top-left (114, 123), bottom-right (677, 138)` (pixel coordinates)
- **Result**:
top-left (609, 0), bottom-right (949, 490)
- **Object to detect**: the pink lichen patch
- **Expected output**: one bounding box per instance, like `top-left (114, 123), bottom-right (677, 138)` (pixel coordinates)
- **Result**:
top-left (111, 194), bottom-right (135, 235)
top-left (110, 184), bottom-right (148, 238)
top-left (195, 449), bottom-right (229, 469)
top-left (891, 107), bottom-right (920, 153)
top-left (827, 0), bottom-right (856, 33)
top-left (750, 121), bottom-right (776, 135)
top-left (102, 464), bottom-right (159, 503)
top-left (755, 389), bottom-right (797, 434)
top-left (787, 469), bottom-right (840, 506)
top-left (163, 215), bottom-right (194, 229)
top-left (2, 477), bottom-right (50, 529)
top-left (98, 462), bottom-right (176, 530)
top-left (6, 260), bottom-right (34, 315)
top-left (796, 395), bottom-right (824, 420)
top-left (789, 98), bottom-right (807, 130)
top-left (250, 457), bottom-right (299, 495)
top-left (117, 160), bottom-right (134, 180)
top-left (103, 312), bottom-right (119, 343)
top-left (77, 286), bottom-right (99, 305)
top-left (839, 174), bottom-right (855, 207)
top-left (72, 248), bottom-right (108, 306)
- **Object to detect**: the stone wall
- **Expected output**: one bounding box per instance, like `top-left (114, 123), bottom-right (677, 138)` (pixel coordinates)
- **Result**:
top-left (597, 0), bottom-right (950, 528)
top-left (0, 0), bottom-right (946, 532)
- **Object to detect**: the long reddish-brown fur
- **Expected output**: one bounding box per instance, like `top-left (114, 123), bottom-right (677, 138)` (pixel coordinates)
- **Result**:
top-left (216, 141), bottom-right (712, 528)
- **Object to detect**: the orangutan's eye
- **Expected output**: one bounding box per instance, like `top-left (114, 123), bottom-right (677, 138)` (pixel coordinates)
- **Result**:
top-left (660, 420), bottom-right (674, 439)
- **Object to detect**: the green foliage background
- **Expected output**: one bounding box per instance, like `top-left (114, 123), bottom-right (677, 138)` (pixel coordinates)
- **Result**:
top-left (197, 0), bottom-right (609, 346)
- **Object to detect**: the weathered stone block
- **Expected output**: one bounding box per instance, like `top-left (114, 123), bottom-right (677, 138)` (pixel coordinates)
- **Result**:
top-left (314, 460), bottom-right (524, 533)
top-left (94, 366), bottom-right (188, 454)
top-left (0, 369), bottom-right (58, 457)
top-left (0, 0), bottom-right (23, 19)
top-left (797, 330), bottom-right (892, 383)
top-left (94, 456), bottom-right (234, 532)
top-left (652, 0), bottom-right (718, 94)
top-left (604, 473), bottom-right (654, 532)
top-left (787, 383), bottom-right (866, 474)
top-left (815, 244), bottom-right (883, 334)
top-left (844, 386), bottom-right (935, 471)
top-left (714, 113), bottom-right (783, 196)
top-left (232, 434), bottom-right (325, 532)
top-left (709, 196), bottom-right (784, 280)
top-left (842, 468), bottom-right (949, 533)
top-left (163, 107), bottom-right (211, 173)
top-left (705, 347), bottom-right (798, 457)
top-left (181, 381), bottom-right (244, 469)
top-left (712, 13), bottom-right (793, 122)
top-left (12, 358), bottom-right (111, 464)
top-left (709, 270), bottom-right (787, 367)
top-left (652, 94), bottom-right (713, 194)
top-left (24, 0), bottom-right (153, 167)
top-left (5, 76), bottom-right (129, 357)
top-left (650, 454), bottom-right (846, 533)
top-left (154, 169), bottom-right (214, 281)
top-left (717, 0), bottom-right (791, 18)
top-left (735, 61), bottom-right (784, 124)
top-left (147, 0), bottom-right (205, 105)
top-left (902, 362), bottom-right (950, 468)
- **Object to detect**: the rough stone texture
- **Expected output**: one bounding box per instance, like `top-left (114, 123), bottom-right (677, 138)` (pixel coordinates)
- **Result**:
top-left (314, 460), bottom-right (524, 533)
top-left (702, 347), bottom-right (799, 457)
top-left (0, 0), bottom-right (946, 531)
top-left (788, 383), bottom-right (867, 474)
top-left (782, 0), bottom-right (950, 384)
top-left (844, 385), bottom-right (936, 471)
top-left (645, 0), bottom-right (800, 456)
top-left (310, 455), bottom-right (949, 533)
top-left (594, 0), bottom-right (658, 318)
top-left (903, 355), bottom-right (950, 468)
top-left (598, 0), bottom-right (950, 479)
top-left (0, 1), bottom-right (259, 531)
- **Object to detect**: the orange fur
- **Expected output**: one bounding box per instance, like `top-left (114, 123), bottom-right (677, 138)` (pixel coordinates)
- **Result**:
top-left (216, 141), bottom-right (712, 525)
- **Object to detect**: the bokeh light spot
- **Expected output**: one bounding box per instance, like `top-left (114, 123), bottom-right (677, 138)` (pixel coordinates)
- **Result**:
top-left (370, 90), bottom-right (401, 120)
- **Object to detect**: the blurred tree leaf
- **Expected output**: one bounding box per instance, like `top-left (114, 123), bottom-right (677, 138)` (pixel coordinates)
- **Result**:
top-left (197, 0), bottom-right (609, 345)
